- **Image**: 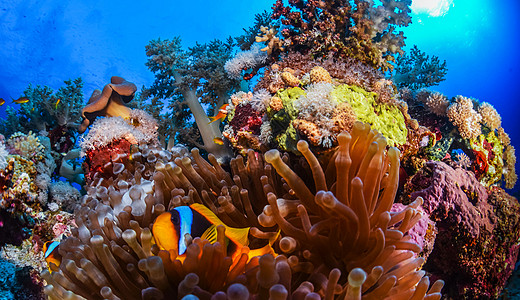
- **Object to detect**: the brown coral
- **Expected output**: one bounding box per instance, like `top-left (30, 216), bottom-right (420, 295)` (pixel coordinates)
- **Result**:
top-left (309, 66), bottom-right (332, 84)
top-left (79, 76), bottom-right (137, 133)
top-left (425, 92), bottom-right (449, 116)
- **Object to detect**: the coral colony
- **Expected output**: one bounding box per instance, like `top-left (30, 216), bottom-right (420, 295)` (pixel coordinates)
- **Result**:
top-left (0, 1), bottom-right (518, 299)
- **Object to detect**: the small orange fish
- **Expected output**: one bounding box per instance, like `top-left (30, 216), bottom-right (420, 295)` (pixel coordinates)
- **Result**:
top-left (43, 241), bottom-right (62, 272)
top-left (0, 98), bottom-right (5, 106)
top-left (208, 104), bottom-right (229, 123)
top-left (12, 96), bottom-right (29, 104)
top-left (55, 98), bottom-right (61, 109)
top-left (213, 137), bottom-right (224, 145)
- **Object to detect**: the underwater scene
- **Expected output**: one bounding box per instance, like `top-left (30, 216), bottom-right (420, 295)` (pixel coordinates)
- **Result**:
top-left (0, 0), bottom-right (519, 299)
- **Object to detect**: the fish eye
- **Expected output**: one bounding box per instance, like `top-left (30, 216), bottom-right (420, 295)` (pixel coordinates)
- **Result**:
top-left (171, 215), bottom-right (180, 225)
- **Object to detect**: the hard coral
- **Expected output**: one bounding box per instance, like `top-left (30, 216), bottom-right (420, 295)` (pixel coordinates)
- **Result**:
top-left (407, 161), bottom-right (520, 298)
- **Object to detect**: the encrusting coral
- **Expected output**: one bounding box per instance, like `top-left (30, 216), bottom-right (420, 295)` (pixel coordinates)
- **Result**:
top-left (42, 118), bottom-right (443, 299)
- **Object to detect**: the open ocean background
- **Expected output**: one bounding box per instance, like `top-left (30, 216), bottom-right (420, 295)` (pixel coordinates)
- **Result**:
top-left (0, 0), bottom-right (518, 194)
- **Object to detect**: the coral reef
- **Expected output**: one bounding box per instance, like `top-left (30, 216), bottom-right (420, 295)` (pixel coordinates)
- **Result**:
top-left (0, 78), bottom-right (83, 139)
top-left (79, 76), bottom-right (137, 133)
top-left (446, 96), bottom-right (482, 140)
top-left (42, 118), bottom-right (443, 299)
top-left (269, 0), bottom-right (412, 71)
top-left (140, 37), bottom-right (240, 159)
top-left (224, 63), bottom-right (409, 153)
top-left (0, 0), bottom-right (518, 299)
top-left (403, 161), bottom-right (520, 298)
top-left (393, 45), bottom-right (448, 90)
top-left (0, 258), bottom-right (44, 300)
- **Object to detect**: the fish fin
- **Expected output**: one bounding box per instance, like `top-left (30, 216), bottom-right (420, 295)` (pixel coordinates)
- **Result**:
top-left (190, 203), bottom-right (225, 226)
top-left (223, 226), bottom-right (250, 247)
top-left (200, 224), bottom-right (218, 244)
top-left (190, 203), bottom-right (250, 246)
top-left (247, 243), bottom-right (277, 261)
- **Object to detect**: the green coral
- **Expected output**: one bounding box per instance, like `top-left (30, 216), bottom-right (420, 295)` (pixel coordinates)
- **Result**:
top-left (270, 87), bottom-right (304, 152)
top-left (470, 131), bottom-right (504, 187)
top-left (330, 85), bottom-right (408, 146)
top-left (427, 136), bottom-right (454, 161)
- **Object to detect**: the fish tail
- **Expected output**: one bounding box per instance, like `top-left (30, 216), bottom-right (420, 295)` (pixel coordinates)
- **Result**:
top-left (247, 243), bottom-right (277, 261)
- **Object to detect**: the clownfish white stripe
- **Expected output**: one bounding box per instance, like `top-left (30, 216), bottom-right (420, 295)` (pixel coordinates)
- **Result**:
top-left (174, 206), bottom-right (193, 255)
top-left (45, 241), bottom-right (59, 258)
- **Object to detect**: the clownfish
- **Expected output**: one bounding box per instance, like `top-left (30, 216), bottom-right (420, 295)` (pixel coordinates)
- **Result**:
top-left (152, 203), bottom-right (277, 262)
top-left (208, 104), bottom-right (229, 124)
top-left (43, 241), bottom-right (62, 272)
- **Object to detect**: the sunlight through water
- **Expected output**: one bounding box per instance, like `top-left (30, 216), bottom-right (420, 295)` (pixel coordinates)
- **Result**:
top-left (411, 0), bottom-right (454, 16)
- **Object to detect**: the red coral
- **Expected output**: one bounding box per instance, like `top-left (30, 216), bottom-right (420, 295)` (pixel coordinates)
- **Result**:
top-left (228, 103), bottom-right (263, 135)
top-left (472, 150), bottom-right (489, 180)
top-left (83, 138), bottom-right (133, 183)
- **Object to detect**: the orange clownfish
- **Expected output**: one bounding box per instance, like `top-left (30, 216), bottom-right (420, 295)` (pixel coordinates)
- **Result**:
top-left (152, 203), bottom-right (277, 262)
top-left (43, 241), bottom-right (62, 272)
top-left (208, 104), bottom-right (229, 124)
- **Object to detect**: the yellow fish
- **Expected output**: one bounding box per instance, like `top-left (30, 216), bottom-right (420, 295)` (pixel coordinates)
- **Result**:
top-left (0, 98), bottom-right (5, 106)
top-left (43, 241), bottom-right (62, 272)
top-left (152, 203), bottom-right (277, 262)
top-left (208, 104), bottom-right (229, 123)
top-left (55, 98), bottom-right (61, 109)
top-left (12, 96), bottom-right (29, 104)
top-left (213, 137), bottom-right (224, 145)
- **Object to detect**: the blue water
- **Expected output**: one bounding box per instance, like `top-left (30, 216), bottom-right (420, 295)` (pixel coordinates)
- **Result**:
top-left (0, 0), bottom-right (519, 193)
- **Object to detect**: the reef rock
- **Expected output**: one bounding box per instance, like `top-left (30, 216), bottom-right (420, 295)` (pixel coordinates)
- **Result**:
top-left (407, 161), bottom-right (520, 298)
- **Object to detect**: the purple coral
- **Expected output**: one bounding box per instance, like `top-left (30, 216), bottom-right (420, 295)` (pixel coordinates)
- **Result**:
top-left (408, 161), bottom-right (520, 298)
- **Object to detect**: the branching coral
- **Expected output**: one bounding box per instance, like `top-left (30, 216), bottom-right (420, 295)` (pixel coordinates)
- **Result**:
top-left (142, 37), bottom-right (239, 159)
top-left (393, 45), bottom-right (448, 90)
top-left (270, 0), bottom-right (412, 71)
